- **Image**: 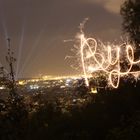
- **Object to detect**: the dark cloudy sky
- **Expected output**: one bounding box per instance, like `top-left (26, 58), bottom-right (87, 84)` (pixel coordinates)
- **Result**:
top-left (0, 0), bottom-right (124, 78)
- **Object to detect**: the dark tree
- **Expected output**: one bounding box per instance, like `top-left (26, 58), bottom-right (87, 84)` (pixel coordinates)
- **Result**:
top-left (120, 0), bottom-right (140, 47)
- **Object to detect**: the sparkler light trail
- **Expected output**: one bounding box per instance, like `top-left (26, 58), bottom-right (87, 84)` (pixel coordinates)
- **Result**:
top-left (76, 19), bottom-right (140, 88)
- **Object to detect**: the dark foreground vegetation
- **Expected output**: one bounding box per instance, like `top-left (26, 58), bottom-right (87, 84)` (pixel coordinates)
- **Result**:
top-left (1, 78), bottom-right (140, 140)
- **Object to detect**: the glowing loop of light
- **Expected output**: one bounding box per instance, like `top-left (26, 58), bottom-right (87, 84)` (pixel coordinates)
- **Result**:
top-left (80, 34), bottom-right (140, 88)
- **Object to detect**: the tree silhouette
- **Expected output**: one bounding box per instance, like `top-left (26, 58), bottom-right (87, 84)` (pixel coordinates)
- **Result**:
top-left (120, 0), bottom-right (140, 48)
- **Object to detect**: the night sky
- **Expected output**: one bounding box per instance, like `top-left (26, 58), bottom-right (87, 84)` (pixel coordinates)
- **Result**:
top-left (0, 0), bottom-right (124, 78)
